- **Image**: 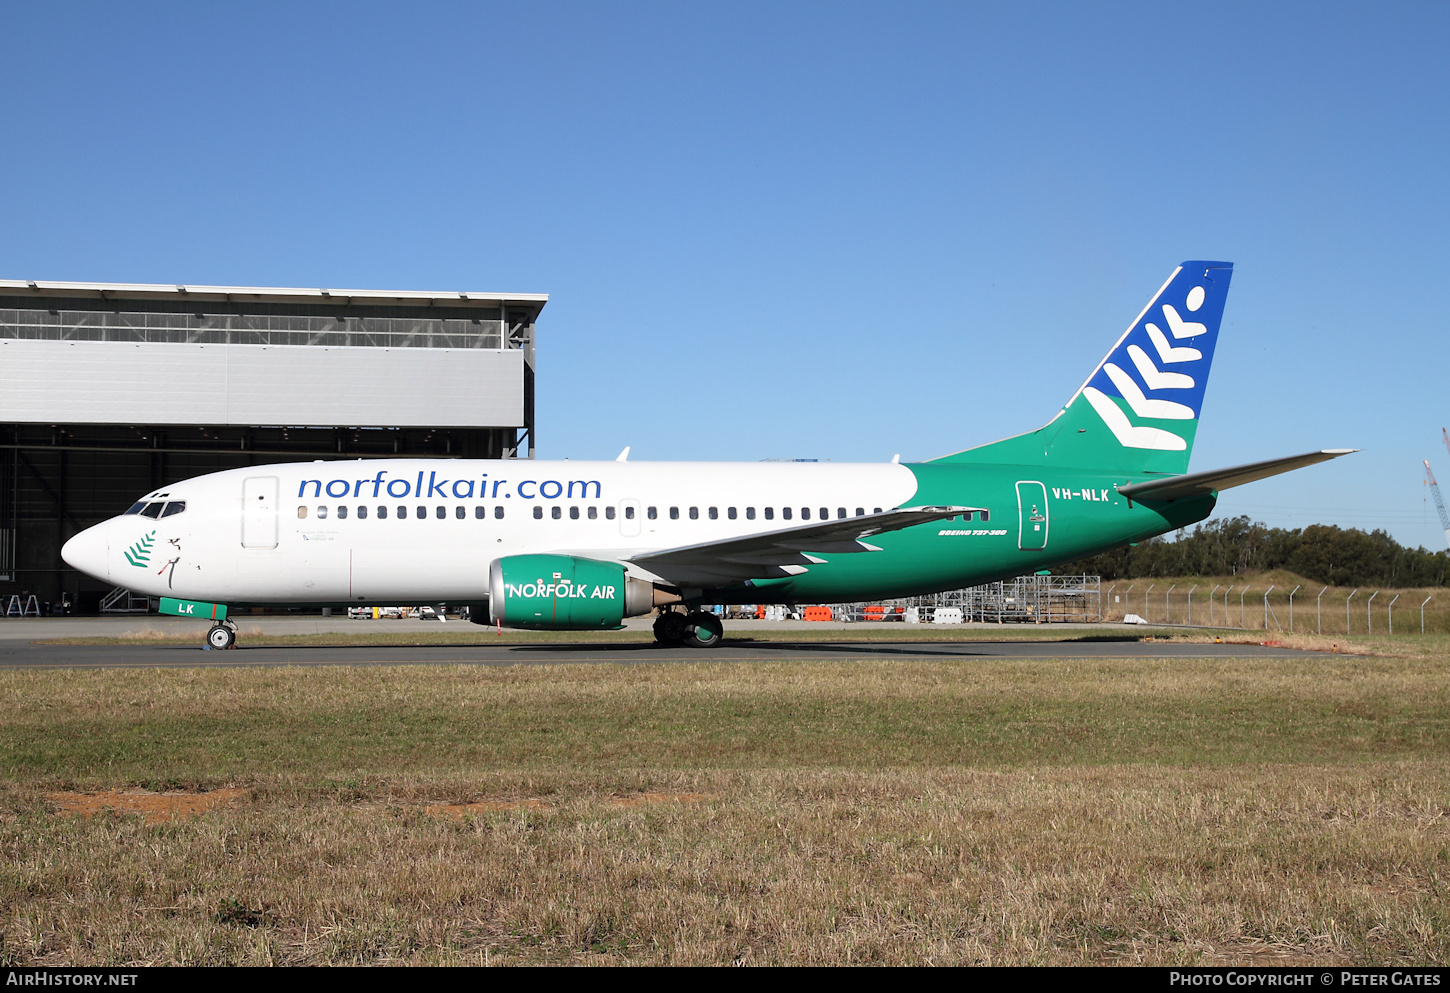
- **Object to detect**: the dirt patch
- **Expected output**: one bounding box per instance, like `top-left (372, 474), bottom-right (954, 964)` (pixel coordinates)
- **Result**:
top-left (606, 792), bottom-right (719, 808)
top-left (421, 799), bottom-right (552, 818)
top-left (47, 788), bottom-right (244, 824)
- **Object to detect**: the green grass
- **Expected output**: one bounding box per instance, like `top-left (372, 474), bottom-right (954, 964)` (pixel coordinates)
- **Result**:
top-left (3, 658), bottom-right (1448, 784)
top-left (4, 654), bottom-right (1450, 965)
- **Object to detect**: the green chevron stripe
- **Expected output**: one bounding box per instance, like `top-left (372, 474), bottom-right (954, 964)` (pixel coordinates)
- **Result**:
top-left (125, 531), bottom-right (156, 568)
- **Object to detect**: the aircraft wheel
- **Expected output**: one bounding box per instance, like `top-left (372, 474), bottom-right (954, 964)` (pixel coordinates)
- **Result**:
top-left (653, 610), bottom-right (688, 645)
top-left (683, 611), bottom-right (724, 649)
top-left (206, 625), bottom-right (236, 651)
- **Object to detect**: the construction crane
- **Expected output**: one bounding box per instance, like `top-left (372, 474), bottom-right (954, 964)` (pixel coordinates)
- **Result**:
top-left (1426, 460), bottom-right (1450, 550)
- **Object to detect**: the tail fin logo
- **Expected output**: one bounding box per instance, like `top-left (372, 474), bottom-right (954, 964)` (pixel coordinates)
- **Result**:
top-left (1077, 262), bottom-right (1232, 451)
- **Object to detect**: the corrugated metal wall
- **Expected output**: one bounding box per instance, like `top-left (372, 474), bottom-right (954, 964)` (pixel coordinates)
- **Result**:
top-left (0, 340), bottom-right (524, 427)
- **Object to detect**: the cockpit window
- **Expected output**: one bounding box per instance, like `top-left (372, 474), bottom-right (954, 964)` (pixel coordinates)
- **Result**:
top-left (123, 501), bottom-right (147, 515)
top-left (139, 502), bottom-right (164, 519)
top-left (159, 501), bottom-right (186, 518)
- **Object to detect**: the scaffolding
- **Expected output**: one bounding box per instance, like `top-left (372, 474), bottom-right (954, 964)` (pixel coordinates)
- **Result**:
top-left (829, 574), bottom-right (1102, 624)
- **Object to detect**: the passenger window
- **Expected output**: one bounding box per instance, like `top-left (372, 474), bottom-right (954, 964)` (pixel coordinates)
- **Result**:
top-left (820, 508), bottom-right (829, 520)
top-left (140, 502), bottom-right (163, 519)
top-left (397, 506), bottom-right (407, 519)
top-left (551, 506), bottom-right (561, 520)
top-left (358, 506), bottom-right (368, 520)
top-left (801, 508), bottom-right (810, 520)
top-left (378, 506), bottom-right (388, 519)
top-left (688, 507), bottom-right (698, 520)
top-left (856, 507), bottom-right (865, 516)
top-left (708, 507), bottom-right (718, 520)
top-left (475, 506), bottom-right (486, 519)
top-left (317, 506), bottom-right (328, 519)
top-left (124, 501), bottom-right (147, 515)
top-left (670, 507), bottom-right (679, 520)
top-left (533, 506), bottom-right (543, 519)
top-left (297, 506), bottom-right (308, 519)
top-left (417, 506), bottom-right (426, 519)
top-left (606, 506), bottom-right (616, 520)
top-left (836, 508), bottom-right (845, 519)
top-left (647, 507), bottom-right (657, 520)
top-left (455, 506), bottom-right (465, 519)
top-left (746, 507), bottom-right (756, 520)
top-left (728, 507), bottom-right (737, 520)
top-left (588, 506), bottom-right (597, 519)
top-left (764, 508), bottom-right (773, 520)
top-left (160, 501), bottom-right (186, 518)
top-left (874, 507), bottom-right (882, 514)
top-left (569, 506), bottom-right (579, 519)
top-left (495, 506), bottom-right (505, 519)
top-left (782, 508), bottom-right (792, 520)
top-left (435, 506), bottom-right (446, 520)
top-left (337, 505), bottom-right (348, 519)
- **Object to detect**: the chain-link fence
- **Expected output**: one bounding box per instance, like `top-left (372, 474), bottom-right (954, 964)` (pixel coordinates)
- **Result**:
top-left (1104, 581), bottom-right (1443, 635)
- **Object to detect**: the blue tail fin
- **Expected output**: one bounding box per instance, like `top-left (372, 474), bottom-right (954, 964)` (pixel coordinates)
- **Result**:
top-left (932, 261), bottom-right (1234, 474)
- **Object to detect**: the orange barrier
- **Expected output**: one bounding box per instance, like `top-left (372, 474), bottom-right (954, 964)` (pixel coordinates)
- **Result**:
top-left (803, 606), bottom-right (833, 622)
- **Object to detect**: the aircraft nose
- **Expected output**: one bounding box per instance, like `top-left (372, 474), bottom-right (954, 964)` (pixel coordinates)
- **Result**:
top-left (62, 523), bottom-right (109, 583)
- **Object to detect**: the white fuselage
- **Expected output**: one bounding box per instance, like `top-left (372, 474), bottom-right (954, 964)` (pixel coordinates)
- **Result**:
top-left (62, 459), bottom-right (920, 604)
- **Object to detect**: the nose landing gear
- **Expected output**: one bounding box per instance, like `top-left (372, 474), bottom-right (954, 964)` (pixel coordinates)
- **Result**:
top-left (205, 621), bottom-right (238, 651)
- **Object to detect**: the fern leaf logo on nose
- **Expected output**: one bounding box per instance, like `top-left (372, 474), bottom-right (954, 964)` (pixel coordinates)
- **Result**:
top-left (124, 531), bottom-right (156, 568)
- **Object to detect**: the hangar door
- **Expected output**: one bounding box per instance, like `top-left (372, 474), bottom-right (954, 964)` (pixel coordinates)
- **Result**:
top-left (242, 476), bottom-right (279, 549)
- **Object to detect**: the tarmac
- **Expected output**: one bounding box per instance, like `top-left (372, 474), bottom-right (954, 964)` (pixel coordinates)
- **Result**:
top-left (0, 614), bottom-right (1329, 669)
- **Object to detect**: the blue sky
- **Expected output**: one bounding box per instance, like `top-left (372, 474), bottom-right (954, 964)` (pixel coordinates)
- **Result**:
top-left (3, 2), bottom-right (1447, 549)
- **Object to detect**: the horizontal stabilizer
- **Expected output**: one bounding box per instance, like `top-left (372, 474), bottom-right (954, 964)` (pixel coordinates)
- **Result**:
top-left (1117, 449), bottom-right (1357, 502)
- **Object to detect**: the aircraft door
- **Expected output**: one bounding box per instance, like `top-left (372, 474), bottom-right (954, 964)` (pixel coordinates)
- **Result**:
top-left (1016, 481), bottom-right (1048, 551)
top-left (241, 476), bottom-right (279, 549)
top-left (619, 499), bottom-right (641, 538)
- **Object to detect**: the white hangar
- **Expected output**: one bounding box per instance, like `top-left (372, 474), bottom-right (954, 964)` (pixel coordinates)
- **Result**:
top-left (0, 279), bottom-right (546, 610)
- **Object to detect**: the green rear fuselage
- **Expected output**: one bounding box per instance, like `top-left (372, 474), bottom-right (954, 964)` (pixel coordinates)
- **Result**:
top-left (731, 461), bottom-right (1213, 604)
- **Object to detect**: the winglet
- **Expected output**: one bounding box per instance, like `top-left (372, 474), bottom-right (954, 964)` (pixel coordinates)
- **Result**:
top-left (616, 447), bottom-right (630, 462)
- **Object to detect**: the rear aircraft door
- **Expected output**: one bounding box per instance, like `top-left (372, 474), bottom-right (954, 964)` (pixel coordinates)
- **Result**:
top-left (619, 498), bottom-right (641, 538)
top-left (1016, 481), bottom-right (1048, 551)
top-left (241, 476), bottom-right (279, 549)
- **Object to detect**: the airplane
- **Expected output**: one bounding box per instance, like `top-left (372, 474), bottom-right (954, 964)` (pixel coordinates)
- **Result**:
top-left (61, 261), bottom-right (1354, 650)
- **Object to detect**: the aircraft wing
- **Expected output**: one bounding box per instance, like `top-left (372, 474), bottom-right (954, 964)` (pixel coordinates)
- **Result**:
top-left (629, 506), bottom-right (984, 587)
top-left (1117, 449), bottom-right (1357, 503)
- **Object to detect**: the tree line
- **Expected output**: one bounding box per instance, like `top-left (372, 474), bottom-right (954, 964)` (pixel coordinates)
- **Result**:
top-left (1062, 516), bottom-right (1449, 588)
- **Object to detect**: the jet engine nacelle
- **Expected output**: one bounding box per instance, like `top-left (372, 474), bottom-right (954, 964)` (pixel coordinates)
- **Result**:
top-left (486, 554), bottom-right (664, 630)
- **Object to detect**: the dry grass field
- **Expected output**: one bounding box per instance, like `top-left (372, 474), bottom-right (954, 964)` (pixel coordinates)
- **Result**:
top-left (2, 646), bottom-right (1449, 965)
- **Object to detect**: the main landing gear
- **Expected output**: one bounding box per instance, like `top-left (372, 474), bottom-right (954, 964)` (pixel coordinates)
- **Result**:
top-left (653, 608), bottom-right (724, 649)
top-left (205, 621), bottom-right (238, 651)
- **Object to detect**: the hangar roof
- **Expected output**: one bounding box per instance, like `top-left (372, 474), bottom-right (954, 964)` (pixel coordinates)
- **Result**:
top-left (0, 279), bottom-right (547, 312)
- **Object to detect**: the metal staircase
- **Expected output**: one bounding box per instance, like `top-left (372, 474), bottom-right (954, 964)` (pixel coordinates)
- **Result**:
top-left (100, 587), bottom-right (152, 614)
